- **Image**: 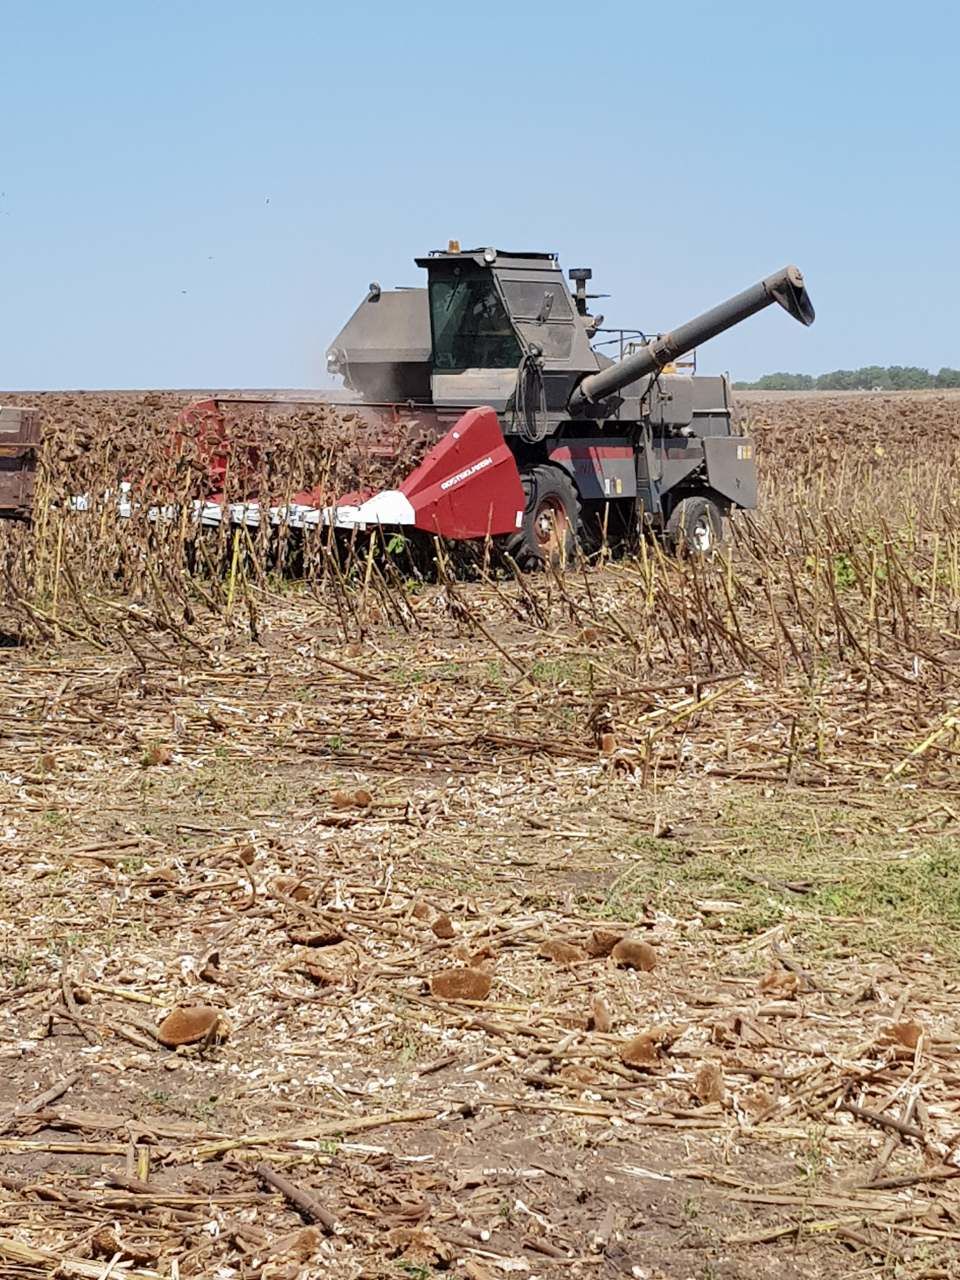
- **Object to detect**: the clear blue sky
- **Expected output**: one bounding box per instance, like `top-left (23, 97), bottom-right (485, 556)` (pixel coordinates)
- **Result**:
top-left (1, 0), bottom-right (957, 389)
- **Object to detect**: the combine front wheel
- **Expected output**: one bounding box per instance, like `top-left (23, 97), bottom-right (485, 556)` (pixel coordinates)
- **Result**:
top-left (507, 465), bottom-right (581, 569)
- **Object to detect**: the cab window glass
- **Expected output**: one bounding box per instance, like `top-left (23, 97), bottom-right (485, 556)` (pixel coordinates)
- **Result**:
top-left (502, 281), bottom-right (572, 320)
top-left (429, 270), bottom-right (522, 370)
top-left (513, 320), bottom-right (574, 360)
top-left (537, 323), bottom-right (574, 359)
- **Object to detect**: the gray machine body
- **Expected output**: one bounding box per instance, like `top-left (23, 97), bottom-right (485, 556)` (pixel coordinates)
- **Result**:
top-left (325, 249), bottom-right (813, 526)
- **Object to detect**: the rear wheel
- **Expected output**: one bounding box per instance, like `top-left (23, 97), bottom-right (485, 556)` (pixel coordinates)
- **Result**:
top-left (665, 495), bottom-right (724, 557)
top-left (506, 465), bottom-right (581, 569)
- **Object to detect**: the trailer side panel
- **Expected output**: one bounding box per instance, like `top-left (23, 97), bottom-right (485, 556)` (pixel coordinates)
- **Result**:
top-left (0, 407), bottom-right (41, 520)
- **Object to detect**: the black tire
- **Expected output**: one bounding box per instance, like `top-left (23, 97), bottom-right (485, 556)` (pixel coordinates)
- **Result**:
top-left (665, 495), bottom-right (724, 557)
top-left (505, 464), bottom-right (581, 570)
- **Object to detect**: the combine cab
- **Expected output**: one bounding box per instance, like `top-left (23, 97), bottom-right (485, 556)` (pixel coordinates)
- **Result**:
top-left (169, 247), bottom-right (814, 561)
top-left (0, 406), bottom-right (40, 522)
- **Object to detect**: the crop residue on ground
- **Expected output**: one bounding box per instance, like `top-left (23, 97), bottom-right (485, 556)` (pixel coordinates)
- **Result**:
top-left (1, 389), bottom-right (960, 1278)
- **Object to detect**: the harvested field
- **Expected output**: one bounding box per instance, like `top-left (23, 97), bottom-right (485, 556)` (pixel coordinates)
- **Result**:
top-left (1, 389), bottom-right (960, 1279)
top-left (741, 387), bottom-right (960, 475)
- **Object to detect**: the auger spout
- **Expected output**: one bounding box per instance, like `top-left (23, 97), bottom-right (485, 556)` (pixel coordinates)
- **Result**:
top-left (568, 264), bottom-right (814, 413)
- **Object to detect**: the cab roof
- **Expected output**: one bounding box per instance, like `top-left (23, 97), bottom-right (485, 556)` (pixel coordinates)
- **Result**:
top-left (415, 247), bottom-right (559, 271)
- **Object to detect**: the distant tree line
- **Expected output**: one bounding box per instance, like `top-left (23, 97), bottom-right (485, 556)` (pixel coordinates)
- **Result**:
top-left (733, 366), bottom-right (960, 391)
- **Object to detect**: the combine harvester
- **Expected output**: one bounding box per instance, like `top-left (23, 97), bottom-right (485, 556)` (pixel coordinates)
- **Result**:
top-left (132, 245), bottom-right (816, 563)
